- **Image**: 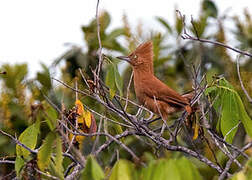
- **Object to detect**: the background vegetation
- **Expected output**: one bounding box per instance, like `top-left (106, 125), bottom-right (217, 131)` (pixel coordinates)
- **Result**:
top-left (0, 0), bottom-right (252, 179)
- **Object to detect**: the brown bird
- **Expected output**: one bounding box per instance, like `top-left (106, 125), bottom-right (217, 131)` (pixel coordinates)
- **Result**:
top-left (117, 41), bottom-right (193, 119)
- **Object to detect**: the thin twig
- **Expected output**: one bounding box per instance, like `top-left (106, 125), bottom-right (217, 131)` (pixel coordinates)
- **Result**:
top-left (0, 129), bottom-right (37, 154)
top-left (236, 56), bottom-right (252, 103)
top-left (78, 68), bottom-right (90, 89)
top-left (124, 71), bottom-right (134, 111)
top-left (35, 168), bottom-right (59, 180)
top-left (91, 117), bottom-right (103, 154)
top-left (176, 10), bottom-right (252, 58)
top-left (0, 160), bottom-right (15, 164)
top-left (96, 0), bottom-right (103, 79)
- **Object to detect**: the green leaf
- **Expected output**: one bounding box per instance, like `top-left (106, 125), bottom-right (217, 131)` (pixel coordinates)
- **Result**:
top-left (0, 63), bottom-right (28, 90)
top-left (109, 159), bottom-right (135, 180)
top-left (15, 156), bottom-right (25, 177)
top-left (37, 132), bottom-right (56, 171)
top-left (54, 135), bottom-right (64, 179)
top-left (156, 17), bottom-right (172, 33)
top-left (236, 93), bottom-right (252, 138)
top-left (113, 64), bottom-right (123, 97)
top-left (106, 28), bottom-right (125, 41)
top-left (16, 123), bottom-right (39, 159)
top-left (45, 107), bottom-right (57, 131)
top-left (141, 158), bottom-right (202, 180)
top-left (190, 15), bottom-right (208, 37)
top-left (220, 92), bottom-right (239, 143)
top-left (36, 63), bottom-right (52, 91)
top-left (202, 0), bottom-right (218, 18)
top-left (176, 157), bottom-right (202, 180)
top-left (105, 64), bottom-right (116, 99)
top-left (175, 13), bottom-right (183, 35)
top-left (99, 11), bottom-right (111, 33)
top-left (81, 155), bottom-right (104, 180)
top-left (141, 161), bottom-right (155, 180)
top-left (206, 78), bottom-right (252, 143)
top-left (151, 159), bottom-right (172, 180)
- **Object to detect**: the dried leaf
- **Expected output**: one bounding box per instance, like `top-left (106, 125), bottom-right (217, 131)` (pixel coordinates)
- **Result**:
top-left (75, 99), bottom-right (84, 115)
top-left (193, 122), bottom-right (199, 140)
top-left (84, 110), bottom-right (92, 128)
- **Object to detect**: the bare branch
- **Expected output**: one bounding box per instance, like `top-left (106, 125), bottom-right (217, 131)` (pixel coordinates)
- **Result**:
top-left (0, 129), bottom-right (37, 154)
top-left (0, 160), bottom-right (15, 164)
top-left (236, 56), bottom-right (252, 103)
top-left (176, 10), bottom-right (252, 58)
top-left (124, 71), bottom-right (134, 111)
top-left (95, 0), bottom-right (103, 79)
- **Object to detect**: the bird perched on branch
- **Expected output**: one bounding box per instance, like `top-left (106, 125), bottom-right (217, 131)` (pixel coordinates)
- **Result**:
top-left (117, 41), bottom-right (193, 119)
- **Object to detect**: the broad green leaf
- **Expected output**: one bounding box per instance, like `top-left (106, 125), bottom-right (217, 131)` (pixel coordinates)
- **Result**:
top-left (38, 132), bottom-right (56, 171)
top-left (105, 64), bottom-right (116, 99)
top-left (16, 123), bottom-right (39, 159)
top-left (164, 160), bottom-right (181, 180)
top-left (109, 159), bottom-right (135, 180)
top-left (156, 17), bottom-right (172, 33)
top-left (81, 155), bottom-right (104, 180)
top-left (54, 135), bottom-right (64, 179)
top-left (141, 161), bottom-right (156, 180)
top-left (15, 156), bottom-right (25, 177)
top-left (106, 28), bottom-right (125, 41)
top-left (151, 159), bottom-right (171, 180)
top-left (237, 94), bottom-right (252, 138)
top-left (176, 157), bottom-right (202, 180)
top-left (202, 0), bottom-right (218, 18)
top-left (113, 64), bottom-right (123, 97)
top-left (220, 91), bottom-right (239, 143)
top-left (141, 158), bottom-right (202, 180)
top-left (45, 107), bottom-right (57, 131)
top-left (206, 78), bottom-right (252, 143)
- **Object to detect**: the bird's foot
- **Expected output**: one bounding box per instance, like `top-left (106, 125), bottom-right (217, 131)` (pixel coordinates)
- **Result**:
top-left (185, 105), bottom-right (192, 115)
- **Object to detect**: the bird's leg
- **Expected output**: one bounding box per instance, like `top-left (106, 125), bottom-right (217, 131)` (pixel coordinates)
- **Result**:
top-left (159, 123), bottom-right (166, 137)
top-left (185, 105), bottom-right (192, 115)
top-left (135, 106), bottom-right (144, 117)
top-left (185, 105), bottom-right (193, 127)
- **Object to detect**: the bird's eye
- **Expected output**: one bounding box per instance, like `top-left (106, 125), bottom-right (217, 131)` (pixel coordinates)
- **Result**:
top-left (133, 55), bottom-right (138, 59)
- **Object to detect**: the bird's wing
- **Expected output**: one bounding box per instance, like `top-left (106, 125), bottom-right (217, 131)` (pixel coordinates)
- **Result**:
top-left (143, 77), bottom-right (189, 107)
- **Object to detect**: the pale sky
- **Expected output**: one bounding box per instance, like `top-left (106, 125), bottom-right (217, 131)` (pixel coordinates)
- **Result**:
top-left (0, 0), bottom-right (251, 77)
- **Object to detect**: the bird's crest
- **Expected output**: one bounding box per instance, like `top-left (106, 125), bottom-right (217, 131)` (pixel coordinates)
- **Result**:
top-left (134, 41), bottom-right (153, 57)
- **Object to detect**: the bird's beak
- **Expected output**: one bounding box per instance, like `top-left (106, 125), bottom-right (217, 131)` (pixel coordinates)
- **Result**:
top-left (117, 56), bottom-right (130, 63)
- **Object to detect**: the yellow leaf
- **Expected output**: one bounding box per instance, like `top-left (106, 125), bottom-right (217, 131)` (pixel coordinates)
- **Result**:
top-left (76, 133), bottom-right (85, 142)
top-left (75, 99), bottom-right (84, 115)
top-left (236, 171), bottom-right (246, 180)
top-left (84, 110), bottom-right (92, 128)
top-left (193, 122), bottom-right (199, 140)
top-left (77, 116), bottom-right (84, 124)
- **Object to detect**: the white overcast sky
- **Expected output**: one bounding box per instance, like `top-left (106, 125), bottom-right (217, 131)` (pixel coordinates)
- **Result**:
top-left (0, 0), bottom-right (251, 77)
